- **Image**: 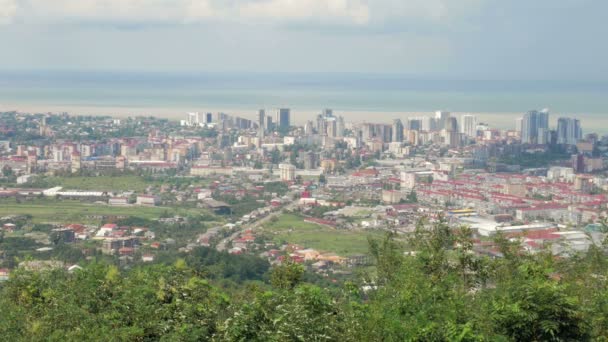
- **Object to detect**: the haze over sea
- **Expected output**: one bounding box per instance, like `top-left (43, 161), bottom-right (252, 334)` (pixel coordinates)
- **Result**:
top-left (1, 71), bottom-right (607, 133)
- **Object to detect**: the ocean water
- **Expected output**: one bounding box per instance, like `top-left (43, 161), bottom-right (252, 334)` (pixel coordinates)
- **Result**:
top-left (0, 71), bottom-right (607, 132)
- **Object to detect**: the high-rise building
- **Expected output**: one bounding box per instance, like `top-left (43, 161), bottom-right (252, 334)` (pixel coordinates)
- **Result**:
top-left (392, 119), bottom-right (404, 142)
top-left (327, 119), bottom-right (338, 138)
top-left (275, 108), bottom-right (291, 130)
top-left (521, 111), bottom-right (537, 144)
top-left (538, 109), bottom-right (550, 131)
top-left (258, 109), bottom-right (265, 130)
top-left (461, 114), bottom-right (477, 137)
top-left (336, 116), bottom-right (345, 137)
top-left (302, 152), bottom-right (317, 170)
top-left (421, 116), bottom-right (435, 131)
top-left (359, 124), bottom-right (371, 141)
top-left (304, 121), bottom-right (314, 135)
top-left (257, 110), bottom-right (265, 142)
top-left (557, 117), bottom-right (582, 145)
top-left (445, 117), bottom-right (458, 132)
top-left (322, 109), bottom-right (333, 118)
top-left (380, 124), bottom-right (392, 143)
top-left (187, 112), bottom-right (202, 126)
top-left (265, 116), bottom-right (273, 132)
top-left (435, 111), bottom-right (450, 130)
top-left (27, 151), bottom-right (37, 174)
top-left (522, 109), bottom-right (550, 144)
top-left (515, 117), bottom-right (523, 133)
top-left (407, 118), bottom-right (422, 131)
top-left (442, 130), bottom-right (461, 148)
top-left (71, 151), bottom-right (81, 173)
top-left (279, 163), bottom-right (296, 181)
top-left (316, 114), bottom-right (326, 135)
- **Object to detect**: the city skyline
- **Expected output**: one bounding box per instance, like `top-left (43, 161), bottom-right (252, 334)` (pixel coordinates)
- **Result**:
top-left (1, 2), bottom-right (607, 340)
top-left (179, 107), bottom-right (593, 149)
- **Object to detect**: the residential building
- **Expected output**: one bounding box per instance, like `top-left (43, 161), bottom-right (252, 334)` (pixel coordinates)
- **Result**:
top-left (461, 114), bottom-right (477, 137)
top-left (392, 119), bottom-right (404, 142)
top-left (521, 109), bottom-right (550, 144)
top-left (275, 108), bottom-right (291, 130)
top-left (136, 195), bottom-right (160, 206)
top-left (557, 117), bottom-right (582, 145)
top-left (279, 163), bottom-right (296, 181)
top-left (435, 111), bottom-right (450, 130)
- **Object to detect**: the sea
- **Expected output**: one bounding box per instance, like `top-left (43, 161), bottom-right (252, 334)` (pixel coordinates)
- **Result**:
top-left (0, 70), bottom-right (607, 133)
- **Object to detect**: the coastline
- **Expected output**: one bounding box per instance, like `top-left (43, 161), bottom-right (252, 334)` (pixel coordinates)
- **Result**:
top-left (1, 103), bottom-right (606, 133)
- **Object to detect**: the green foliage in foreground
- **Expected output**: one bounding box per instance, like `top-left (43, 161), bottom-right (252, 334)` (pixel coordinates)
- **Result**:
top-left (0, 219), bottom-right (607, 341)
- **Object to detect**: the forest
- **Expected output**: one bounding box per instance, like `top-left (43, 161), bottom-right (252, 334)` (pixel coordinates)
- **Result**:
top-left (0, 219), bottom-right (607, 341)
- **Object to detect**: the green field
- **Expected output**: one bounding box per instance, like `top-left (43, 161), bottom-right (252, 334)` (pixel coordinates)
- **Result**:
top-left (0, 199), bottom-right (210, 224)
top-left (47, 175), bottom-right (155, 192)
top-left (261, 214), bottom-right (382, 256)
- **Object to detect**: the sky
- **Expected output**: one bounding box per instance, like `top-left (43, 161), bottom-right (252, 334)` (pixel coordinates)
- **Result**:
top-left (0, 0), bottom-right (607, 80)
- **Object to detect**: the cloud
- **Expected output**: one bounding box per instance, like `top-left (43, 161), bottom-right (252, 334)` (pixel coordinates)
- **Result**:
top-left (239, 0), bottom-right (369, 25)
top-left (3, 0), bottom-right (483, 28)
top-left (0, 0), bottom-right (17, 24)
top-left (5, 0), bottom-right (370, 26)
top-left (20, 0), bottom-right (203, 24)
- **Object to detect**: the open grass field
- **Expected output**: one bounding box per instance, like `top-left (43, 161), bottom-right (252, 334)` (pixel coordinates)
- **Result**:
top-left (261, 213), bottom-right (383, 256)
top-left (48, 175), bottom-right (155, 192)
top-left (0, 199), bottom-right (209, 224)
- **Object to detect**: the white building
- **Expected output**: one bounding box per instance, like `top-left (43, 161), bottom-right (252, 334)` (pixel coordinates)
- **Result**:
top-left (186, 112), bottom-right (199, 126)
top-left (136, 195), bottom-right (160, 206)
top-left (461, 114), bottom-right (477, 137)
top-left (435, 111), bottom-right (450, 130)
top-left (279, 163), bottom-right (296, 181)
top-left (547, 167), bottom-right (575, 182)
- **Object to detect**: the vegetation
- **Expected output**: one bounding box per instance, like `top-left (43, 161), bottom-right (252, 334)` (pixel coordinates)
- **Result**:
top-left (36, 175), bottom-right (155, 192)
top-left (262, 214), bottom-right (384, 256)
top-left (0, 198), bottom-right (213, 224)
top-left (499, 150), bottom-right (571, 168)
top-left (0, 219), bottom-right (606, 341)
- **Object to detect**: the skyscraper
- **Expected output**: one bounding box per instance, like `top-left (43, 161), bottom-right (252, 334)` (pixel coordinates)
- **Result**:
top-left (265, 116), bottom-right (273, 132)
top-left (515, 117), bottom-right (523, 133)
top-left (407, 118), bottom-right (422, 131)
top-left (316, 114), bottom-right (326, 135)
top-left (336, 116), bottom-right (345, 137)
top-left (435, 111), bottom-right (450, 130)
top-left (322, 109), bottom-right (333, 118)
top-left (421, 116), bottom-right (435, 131)
top-left (257, 109), bottom-right (266, 141)
top-left (392, 119), bottom-right (404, 142)
top-left (521, 112), bottom-right (536, 144)
top-left (461, 114), bottom-right (477, 137)
top-left (538, 109), bottom-right (550, 131)
top-left (445, 117), bottom-right (458, 132)
top-left (275, 108), bottom-right (291, 130)
top-left (258, 109), bottom-right (265, 130)
top-left (304, 121), bottom-right (314, 135)
top-left (557, 117), bottom-right (582, 145)
top-left (187, 112), bottom-right (202, 126)
top-left (522, 109), bottom-right (550, 144)
top-left (327, 119), bottom-right (338, 138)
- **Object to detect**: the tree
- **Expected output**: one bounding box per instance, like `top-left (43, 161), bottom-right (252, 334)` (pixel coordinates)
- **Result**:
top-left (489, 261), bottom-right (590, 341)
top-left (270, 260), bottom-right (304, 290)
top-left (318, 174), bottom-right (326, 185)
top-left (220, 284), bottom-right (347, 342)
top-left (0, 262), bottom-right (229, 341)
top-left (1, 166), bottom-right (13, 178)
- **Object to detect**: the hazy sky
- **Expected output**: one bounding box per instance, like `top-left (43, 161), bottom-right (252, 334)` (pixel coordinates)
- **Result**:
top-left (0, 0), bottom-right (607, 80)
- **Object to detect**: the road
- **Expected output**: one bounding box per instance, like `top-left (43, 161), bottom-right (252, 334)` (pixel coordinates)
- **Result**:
top-left (216, 197), bottom-right (298, 252)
